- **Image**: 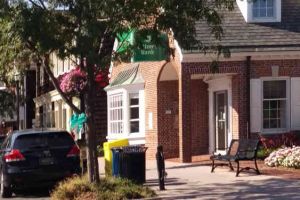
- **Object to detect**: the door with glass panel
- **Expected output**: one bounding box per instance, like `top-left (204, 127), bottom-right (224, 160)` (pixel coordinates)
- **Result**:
top-left (214, 91), bottom-right (228, 151)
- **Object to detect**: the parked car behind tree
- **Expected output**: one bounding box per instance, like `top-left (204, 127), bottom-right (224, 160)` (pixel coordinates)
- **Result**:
top-left (0, 129), bottom-right (81, 198)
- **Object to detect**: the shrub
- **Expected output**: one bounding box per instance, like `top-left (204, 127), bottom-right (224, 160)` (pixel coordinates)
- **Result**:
top-left (256, 147), bottom-right (276, 159)
top-left (51, 175), bottom-right (93, 200)
top-left (264, 146), bottom-right (300, 168)
top-left (259, 132), bottom-right (297, 149)
top-left (51, 175), bottom-right (156, 200)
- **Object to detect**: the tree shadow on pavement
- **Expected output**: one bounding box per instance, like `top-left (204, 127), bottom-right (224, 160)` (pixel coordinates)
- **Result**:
top-left (157, 178), bottom-right (300, 200)
top-left (145, 177), bottom-right (186, 187)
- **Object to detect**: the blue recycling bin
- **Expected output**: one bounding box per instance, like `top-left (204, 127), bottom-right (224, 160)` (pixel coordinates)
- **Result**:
top-left (111, 148), bottom-right (123, 177)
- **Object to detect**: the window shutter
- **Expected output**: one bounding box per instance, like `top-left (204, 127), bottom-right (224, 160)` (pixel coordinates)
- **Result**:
top-left (250, 79), bottom-right (262, 133)
top-left (291, 78), bottom-right (300, 130)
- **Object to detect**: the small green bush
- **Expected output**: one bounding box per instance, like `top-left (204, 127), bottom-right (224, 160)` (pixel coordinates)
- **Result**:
top-left (257, 147), bottom-right (277, 159)
top-left (51, 175), bottom-right (156, 200)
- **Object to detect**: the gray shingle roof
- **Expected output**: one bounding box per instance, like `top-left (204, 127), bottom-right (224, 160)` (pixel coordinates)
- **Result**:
top-left (188, 0), bottom-right (300, 53)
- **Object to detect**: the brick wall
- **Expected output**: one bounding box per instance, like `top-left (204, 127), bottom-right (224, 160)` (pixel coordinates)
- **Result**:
top-left (251, 59), bottom-right (300, 78)
top-left (157, 80), bottom-right (179, 158)
top-left (190, 79), bottom-right (209, 155)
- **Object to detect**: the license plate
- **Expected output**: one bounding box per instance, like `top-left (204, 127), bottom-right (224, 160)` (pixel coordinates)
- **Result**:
top-left (39, 157), bottom-right (54, 165)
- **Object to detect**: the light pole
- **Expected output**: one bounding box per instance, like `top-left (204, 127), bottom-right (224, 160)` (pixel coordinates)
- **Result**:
top-left (16, 79), bottom-right (20, 130)
top-left (14, 73), bottom-right (21, 130)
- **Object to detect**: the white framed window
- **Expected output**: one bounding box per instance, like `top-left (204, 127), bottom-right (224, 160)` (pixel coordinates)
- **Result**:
top-left (262, 80), bottom-right (287, 130)
top-left (251, 77), bottom-right (292, 134)
top-left (108, 93), bottom-right (124, 134)
top-left (129, 93), bottom-right (139, 133)
top-left (253, 0), bottom-right (275, 18)
top-left (107, 87), bottom-right (145, 141)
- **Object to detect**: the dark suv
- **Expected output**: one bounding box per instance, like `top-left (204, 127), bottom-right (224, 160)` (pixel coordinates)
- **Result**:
top-left (0, 129), bottom-right (81, 198)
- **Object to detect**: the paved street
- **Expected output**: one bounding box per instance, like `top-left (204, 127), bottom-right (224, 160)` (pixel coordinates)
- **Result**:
top-left (5, 158), bottom-right (300, 199)
top-left (1, 190), bottom-right (50, 200)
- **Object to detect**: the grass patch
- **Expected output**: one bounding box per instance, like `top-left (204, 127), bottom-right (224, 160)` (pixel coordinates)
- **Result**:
top-left (51, 175), bottom-right (156, 200)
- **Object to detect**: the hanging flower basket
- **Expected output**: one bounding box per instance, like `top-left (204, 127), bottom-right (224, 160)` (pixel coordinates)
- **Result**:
top-left (59, 67), bottom-right (87, 96)
top-left (58, 67), bottom-right (109, 96)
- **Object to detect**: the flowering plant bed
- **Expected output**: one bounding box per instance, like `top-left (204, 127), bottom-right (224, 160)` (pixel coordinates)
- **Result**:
top-left (265, 146), bottom-right (300, 168)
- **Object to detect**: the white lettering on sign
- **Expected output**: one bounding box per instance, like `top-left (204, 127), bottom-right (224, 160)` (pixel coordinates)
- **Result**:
top-left (141, 50), bottom-right (155, 55)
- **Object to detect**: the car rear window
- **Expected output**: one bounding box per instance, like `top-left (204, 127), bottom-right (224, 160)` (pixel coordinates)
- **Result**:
top-left (13, 132), bottom-right (75, 149)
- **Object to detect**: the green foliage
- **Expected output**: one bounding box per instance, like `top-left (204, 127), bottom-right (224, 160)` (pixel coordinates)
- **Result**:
top-left (0, 90), bottom-right (15, 118)
top-left (257, 147), bottom-right (277, 160)
top-left (51, 175), bottom-right (156, 200)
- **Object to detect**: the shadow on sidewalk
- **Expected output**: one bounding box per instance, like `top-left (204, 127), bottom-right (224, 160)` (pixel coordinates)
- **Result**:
top-left (150, 178), bottom-right (300, 200)
top-left (145, 178), bottom-right (186, 187)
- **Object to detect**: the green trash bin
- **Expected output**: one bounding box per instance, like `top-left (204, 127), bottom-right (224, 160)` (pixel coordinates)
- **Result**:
top-left (119, 145), bottom-right (147, 184)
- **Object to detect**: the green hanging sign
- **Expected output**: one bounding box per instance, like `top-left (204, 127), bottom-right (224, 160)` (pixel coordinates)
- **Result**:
top-left (133, 33), bottom-right (168, 62)
top-left (116, 30), bottom-right (168, 62)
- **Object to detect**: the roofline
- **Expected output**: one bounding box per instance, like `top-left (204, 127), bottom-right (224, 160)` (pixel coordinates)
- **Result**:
top-left (183, 44), bottom-right (300, 54)
top-left (182, 50), bottom-right (300, 63)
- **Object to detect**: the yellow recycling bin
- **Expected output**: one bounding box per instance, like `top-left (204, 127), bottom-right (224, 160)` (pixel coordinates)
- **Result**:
top-left (103, 139), bottom-right (129, 176)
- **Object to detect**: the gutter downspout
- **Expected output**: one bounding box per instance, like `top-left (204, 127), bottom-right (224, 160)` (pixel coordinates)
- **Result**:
top-left (246, 56), bottom-right (251, 139)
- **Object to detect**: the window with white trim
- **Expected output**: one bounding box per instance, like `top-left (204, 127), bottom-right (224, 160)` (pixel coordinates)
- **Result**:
top-left (129, 93), bottom-right (139, 133)
top-left (253, 0), bottom-right (275, 18)
top-left (263, 80), bottom-right (287, 129)
top-left (107, 88), bottom-right (145, 138)
top-left (109, 93), bottom-right (124, 134)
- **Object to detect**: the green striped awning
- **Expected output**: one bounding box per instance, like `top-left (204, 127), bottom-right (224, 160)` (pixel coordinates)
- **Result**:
top-left (105, 63), bottom-right (144, 91)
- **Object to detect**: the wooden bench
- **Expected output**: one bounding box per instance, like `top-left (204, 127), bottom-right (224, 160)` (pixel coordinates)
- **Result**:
top-left (210, 139), bottom-right (261, 177)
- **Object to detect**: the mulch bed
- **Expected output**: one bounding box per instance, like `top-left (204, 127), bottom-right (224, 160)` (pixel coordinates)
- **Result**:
top-left (256, 160), bottom-right (300, 180)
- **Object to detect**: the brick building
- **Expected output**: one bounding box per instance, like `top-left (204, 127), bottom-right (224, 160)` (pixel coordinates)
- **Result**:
top-left (106, 0), bottom-right (300, 162)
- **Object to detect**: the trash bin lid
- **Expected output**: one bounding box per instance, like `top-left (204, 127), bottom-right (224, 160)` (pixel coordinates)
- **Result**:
top-left (111, 147), bottom-right (123, 152)
top-left (122, 145), bottom-right (147, 153)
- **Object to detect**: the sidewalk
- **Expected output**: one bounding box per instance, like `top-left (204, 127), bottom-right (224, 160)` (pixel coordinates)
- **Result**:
top-left (99, 158), bottom-right (300, 200)
top-left (145, 160), bottom-right (300, 200)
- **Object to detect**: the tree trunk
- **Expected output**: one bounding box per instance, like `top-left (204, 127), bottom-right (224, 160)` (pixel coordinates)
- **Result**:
top-left (85, 65), bottom-right (100, 183)
top-left (42, 54), bottom-right (100, 183)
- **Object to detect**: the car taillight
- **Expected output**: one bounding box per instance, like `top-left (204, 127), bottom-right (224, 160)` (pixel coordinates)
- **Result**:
top-left (4, 149), bottom-right (25, 163)
top-left (67, 145), bottom-right (80, 157)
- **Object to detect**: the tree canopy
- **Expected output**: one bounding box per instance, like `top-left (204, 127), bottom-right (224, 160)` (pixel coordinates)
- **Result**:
top-left (0, 0), bottom-right (235, 182)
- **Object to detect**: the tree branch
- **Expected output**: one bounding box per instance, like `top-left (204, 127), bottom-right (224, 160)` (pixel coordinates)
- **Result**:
top-left (27, 0), bottom-right (44, 9)
top-left (37, 0), bottom-right (47, 9)
top-left (97, 28), bottom-right (109, 55)
top-left (43, 54), bottom-right (82, 114)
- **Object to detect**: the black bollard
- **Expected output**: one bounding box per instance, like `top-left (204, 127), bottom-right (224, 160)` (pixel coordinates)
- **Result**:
top-left (156, 145), bottom-right (166, 190)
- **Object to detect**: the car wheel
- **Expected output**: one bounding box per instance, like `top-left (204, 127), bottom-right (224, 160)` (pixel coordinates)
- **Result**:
top-left (0, 171), bottom-right (12, 198)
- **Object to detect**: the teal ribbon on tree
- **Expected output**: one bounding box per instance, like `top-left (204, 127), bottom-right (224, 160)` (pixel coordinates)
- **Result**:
top-left (70, 113), bottom-right (87, 134)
